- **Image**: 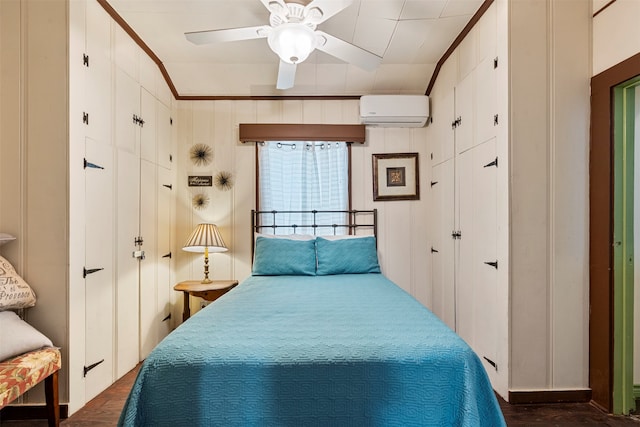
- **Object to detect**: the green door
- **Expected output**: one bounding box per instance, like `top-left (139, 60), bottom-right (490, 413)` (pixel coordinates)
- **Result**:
top-left (613, 78), bottom-right (640, 415)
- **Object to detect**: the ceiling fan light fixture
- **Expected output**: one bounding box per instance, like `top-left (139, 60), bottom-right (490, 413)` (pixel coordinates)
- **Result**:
top-left (267, 23), bottom-right (316, 64)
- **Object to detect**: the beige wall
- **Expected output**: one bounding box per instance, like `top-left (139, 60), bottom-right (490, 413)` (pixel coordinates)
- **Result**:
top-left (174, 100), bottom-right (432, 314)
top-left (509, 0), bottom-right (591, 391)
top-left (0, 0), bottom-right (69, 402)
top-left (593, 0), bottom-right (640, 76)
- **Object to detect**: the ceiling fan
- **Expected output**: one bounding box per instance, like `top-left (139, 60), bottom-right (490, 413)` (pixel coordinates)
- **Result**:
top-left (185, 0), bottom-right (382, 90)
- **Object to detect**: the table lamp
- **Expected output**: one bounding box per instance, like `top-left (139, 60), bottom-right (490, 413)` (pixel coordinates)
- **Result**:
top-left (182, 223), bottom-right (228, 284)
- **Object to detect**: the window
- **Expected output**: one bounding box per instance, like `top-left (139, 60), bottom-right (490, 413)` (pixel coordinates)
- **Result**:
top-left (258, 141), bottom-right (349, 235)
top-left (239, 123), bottom-right (365, 235)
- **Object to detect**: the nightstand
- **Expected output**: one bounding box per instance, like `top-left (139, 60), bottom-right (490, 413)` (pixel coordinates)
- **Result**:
top-left (174, 279), bottom-right (238, 321)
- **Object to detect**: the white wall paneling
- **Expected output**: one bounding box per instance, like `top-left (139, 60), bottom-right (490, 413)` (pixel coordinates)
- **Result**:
top-left (0, 0), bottom-right (177, 412)
top-left (425, 0), bottom-right (590, 399)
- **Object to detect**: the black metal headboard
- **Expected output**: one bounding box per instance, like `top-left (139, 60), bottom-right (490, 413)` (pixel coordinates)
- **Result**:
top-left (251, 209), bottom-right (377, 259)
top-left (251, 209), bottom-right (377, 236)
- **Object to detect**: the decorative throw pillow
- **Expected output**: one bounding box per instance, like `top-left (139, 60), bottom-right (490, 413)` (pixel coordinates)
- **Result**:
top-left (0, 310), bottom-right (53, 361)
top-left (252, 236), bottom-right (317, 276)
top-left (0, 255), bottom-right (37, 311)
top-left (316, 236), bottom-right (381, 275)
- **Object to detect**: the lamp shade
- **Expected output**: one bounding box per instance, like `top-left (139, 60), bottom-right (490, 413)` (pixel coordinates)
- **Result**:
top-left (267, 23), bottom-right (317, 64)
top-left (182, 224), bottom-right (228, 253)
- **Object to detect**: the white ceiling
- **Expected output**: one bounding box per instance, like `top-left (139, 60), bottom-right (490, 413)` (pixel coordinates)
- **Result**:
top-left (107, 0), bottom-right (484, 97)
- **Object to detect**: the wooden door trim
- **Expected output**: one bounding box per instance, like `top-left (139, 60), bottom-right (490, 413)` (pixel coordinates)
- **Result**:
top-left (590, 51), bottom-right (640, 412)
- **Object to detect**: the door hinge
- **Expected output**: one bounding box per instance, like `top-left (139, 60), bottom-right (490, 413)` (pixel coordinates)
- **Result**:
top-left (430, 153), bottom-right (433, 160)
top-left (493, 56), bottom-right (498, 69)
top-left (484, 157), bottom-right (498, 168)
top-left (162, 313), bottom-right (172, 322)
top-left (134, 236), bottom-right (144, 246)
top-left (83, 158), bottom-right (104, 170)
top-left (451, 230), bottom-right (462, 239)
top-left (83, 267), bottom-right (104, 278)
top-left (170, 117), bottom-right (173, 125)
top-left (83, 53), bottom-right (89, 67)
top-left (162, 252), bottom-right (172, 259)
top-left (484, 261), bottom-right (498, 269)
top-left (451, 116), bottom-right (462, 129)
top-left (169, 154), bottom-right (173, 163)
top-left (430, 181), bottom-right (439, 187)
top-left (431, 247), bottom-right (439, 253)
top-left (494, 114), bottom-right (499, 126)
top-left (82, 112), bottom-right (89, 125)
top-left (133, 114), bottom-right (144, 126)
top-left (83, 359), bottom-right (104, 377)
top-left (483, 356), bottom-right (498, 371)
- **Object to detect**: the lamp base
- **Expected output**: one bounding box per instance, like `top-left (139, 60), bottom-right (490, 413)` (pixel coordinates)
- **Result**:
top-left (201, 278), bottom-right (213, 284)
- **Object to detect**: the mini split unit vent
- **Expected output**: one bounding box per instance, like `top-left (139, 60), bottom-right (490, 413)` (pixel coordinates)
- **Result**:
top-left (359, 95), bottom-right (430, 128)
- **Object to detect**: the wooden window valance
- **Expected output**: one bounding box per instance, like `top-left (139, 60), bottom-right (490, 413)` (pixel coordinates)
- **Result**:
top-left (239, 124), bottom-right (365, 143)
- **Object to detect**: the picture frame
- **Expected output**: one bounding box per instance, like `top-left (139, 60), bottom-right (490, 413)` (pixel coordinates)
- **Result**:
top-left (372, 153), bottom-right (420, 201)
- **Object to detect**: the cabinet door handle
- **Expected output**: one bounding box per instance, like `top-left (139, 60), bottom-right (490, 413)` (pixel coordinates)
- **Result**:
top-left (83, 267), bottom-right (104, 278)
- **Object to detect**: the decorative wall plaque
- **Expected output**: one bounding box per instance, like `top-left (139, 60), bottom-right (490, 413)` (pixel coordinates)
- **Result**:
top-left (188, 176), bottom-right (213, 187)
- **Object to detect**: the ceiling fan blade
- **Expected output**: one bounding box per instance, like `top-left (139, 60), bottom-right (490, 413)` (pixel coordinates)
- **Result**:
top-left (304, 0), bottom-right (353, 25)
top-left (259, 0), bottom-right (287, 16)
top-left (315, 31), bottom-right (382, 71)
top-left (185, 25), bottom-right (269, 45)
top-left (276, 60), bottom-right (297, 90)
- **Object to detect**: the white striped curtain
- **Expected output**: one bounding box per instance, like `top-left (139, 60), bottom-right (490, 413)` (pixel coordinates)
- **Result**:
top-left (258, 141), bottom-right (348, 235)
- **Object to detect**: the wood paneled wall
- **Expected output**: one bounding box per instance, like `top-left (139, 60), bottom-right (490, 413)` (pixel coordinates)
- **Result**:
top-left (0, 0), bottom-right (70, 403)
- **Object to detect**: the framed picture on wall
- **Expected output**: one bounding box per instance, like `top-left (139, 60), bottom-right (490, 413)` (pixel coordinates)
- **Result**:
top-left (372, 153), bottom-right (420, 201)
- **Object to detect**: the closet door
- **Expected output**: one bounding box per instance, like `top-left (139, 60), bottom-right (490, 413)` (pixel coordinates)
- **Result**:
top-left (454, 72), bottom-right (474, 155)
top-left (140, 88), bottom-right (157, 164)
top-left (455, 139), bottom-right (498, 371)
top-left (157, 102), bottom-right (173, 170)
top-left (157, 166), bottom-right (173, 340)
top-left (115, 148), bottom-right (140, 378)
top-left (114, 68), bottom-right (140, 154)
top-left (455, 148), bottom-right (474, 342)
top-left (472, 138), bottom-right (498, 372)
top-left (431, 90), bottom-right (455, 165)
top-left (430, 159), bottom-right (456, 330)
top-left (475, 55), bottom-right (498, 147)
top-left (84, 0), bottom-right (111, 145)
top-left (139, 159), bottom-right (158, 359)
top-left (84, 140), bottom-right (114, 401)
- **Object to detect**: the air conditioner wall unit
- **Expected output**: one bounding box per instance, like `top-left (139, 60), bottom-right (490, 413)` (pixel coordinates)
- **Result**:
top-left (359, 95), bottom-right (429, 128)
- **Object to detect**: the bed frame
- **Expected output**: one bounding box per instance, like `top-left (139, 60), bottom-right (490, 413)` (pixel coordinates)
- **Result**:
top-left (251, 209), bottom-right (377, 259)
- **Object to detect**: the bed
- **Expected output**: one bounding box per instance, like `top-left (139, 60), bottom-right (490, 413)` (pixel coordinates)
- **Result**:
top-left (118, 210), bottom-right (505, 426)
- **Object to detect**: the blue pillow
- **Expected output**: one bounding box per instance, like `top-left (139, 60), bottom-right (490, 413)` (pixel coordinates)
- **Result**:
top-left (316, 236), bottom-right (381, 275)
top-left (252, 236), bottom-right (316, 276)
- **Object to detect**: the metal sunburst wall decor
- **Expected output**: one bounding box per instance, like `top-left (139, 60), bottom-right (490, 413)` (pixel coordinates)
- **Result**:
top-left (190, 144), bottom-right (213, 167)
top-left (214, 171), bottom-right (234, 191)
top-left (192, 193), bottom-right (210, 210)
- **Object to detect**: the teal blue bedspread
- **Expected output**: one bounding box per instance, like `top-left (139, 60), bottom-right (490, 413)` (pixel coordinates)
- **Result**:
top-left (119, 274), bottom-right (505, 426)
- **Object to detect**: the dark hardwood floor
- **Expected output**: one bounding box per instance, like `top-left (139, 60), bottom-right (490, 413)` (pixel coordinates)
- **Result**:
top-left (2, 364), bottom-right (639, 426)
